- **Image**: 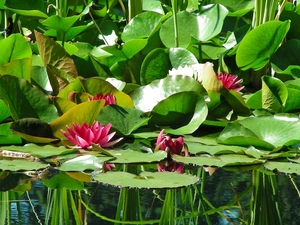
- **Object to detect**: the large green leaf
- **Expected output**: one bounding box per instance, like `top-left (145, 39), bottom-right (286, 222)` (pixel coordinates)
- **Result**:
top-left (0, 75), bottom-right (58, 123)
top-left (43, 172), bottom-right (84, 190)
top-left (261, 76), bottom-right (288, 113)
top-left (97, 105), bottom-right (150, 135)
top-left (0, 33), bottom-right (32, 67)
top-left (236, 20), bottom-right (290, 70)
top-left (130, 75), bottom-right (206, 112)
top-left (211, 0), bottom-right (254, 17)
top-left (186, 141), bottom-right (245, 155)
top-left (218, 114), bottom-right (300, 149)
top-left (93, 171), bottom-right (199, 189)
top-left (0, 58), bottom-right (32, 81)
top-left (150, 92), bottom-right (208, 134)
top-left (50, 100), bottom-right (104, 139)
top-left (42, 15), bottom-right (80, 33)
top-left (264, 161), bottom-right (300, 175)
top-left (121, 11), bottom-right (164, 42)
top-left (160, 5), bottom-right (228, 48)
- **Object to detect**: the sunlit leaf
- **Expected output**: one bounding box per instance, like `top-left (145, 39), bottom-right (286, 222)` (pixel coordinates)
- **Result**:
top-left (109, 150), bottom-right (167, 164)
top-left (0, 58), bottom-right (32, 81)
top-left (0, 160), bottom-right (48, 171)
top-left (264, 161), bottom-right (300, 175)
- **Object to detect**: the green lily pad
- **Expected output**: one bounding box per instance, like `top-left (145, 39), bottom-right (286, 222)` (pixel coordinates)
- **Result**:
top-left (43, 172), bottom-right (84, 190)
top-left (93, 171), bottom-right (199, 189)
top-left (2, 144), bottom-right (77, 159)
top-left (264, 161), bottom-right (300, 175)
top-left (0, 159), bottom-right (48, 171)
top-left (173, 154), bottom-right (264, 167)
top-left (186, 141), bottom-right (245, 155)
top-left (109, 150), bottom-right (167, 164)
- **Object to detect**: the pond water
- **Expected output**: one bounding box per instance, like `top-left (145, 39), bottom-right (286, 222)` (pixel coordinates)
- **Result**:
top-left (2, 168), bottom-right (300, 225)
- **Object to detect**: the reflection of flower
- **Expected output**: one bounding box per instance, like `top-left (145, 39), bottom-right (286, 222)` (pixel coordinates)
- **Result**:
top-left (217, 73), bottom-right (244, 92)
top-left (89, 93), bottom-right (116, 106)
top-left (61, 122), bottom-right (122, 149)
top-left (155, 130), bottom-right (188, 173)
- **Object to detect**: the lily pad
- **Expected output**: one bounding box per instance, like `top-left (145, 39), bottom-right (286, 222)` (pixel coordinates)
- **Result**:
top-left (186, 141), bottom-right (245, 155)
top-left (2, 144), bottom-right (77, 159)
top-left (0, 160), bottom-right (48, 171)
top-left (93, 171), bottom-right (199, 189)
top-left (264, 161), bottom-right (300, 175)
top-left (109, 150), bottom-right (167, 164)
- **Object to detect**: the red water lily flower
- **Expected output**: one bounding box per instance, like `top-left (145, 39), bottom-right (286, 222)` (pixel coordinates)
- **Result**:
top-left (217, 73), bottom-right (244, 92)
top-left (89, 93), bottom-right (116, 106)
top-left (61, 121), bottom-right (122, 149)
top-left (155, 130), bottom-right (188, 173)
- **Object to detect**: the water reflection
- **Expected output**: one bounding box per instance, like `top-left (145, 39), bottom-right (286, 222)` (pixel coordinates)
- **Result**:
top-left (1, 168), bottom-right (300, 225)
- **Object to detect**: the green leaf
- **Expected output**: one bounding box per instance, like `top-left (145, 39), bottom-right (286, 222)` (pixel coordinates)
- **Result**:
top-left (173, 154), bottom-right (264, 167)
top-left (2, 144), bottom-right (77, 159)
top-left (140, 48), bottom-right (170, 85)
top-left (0, 100), bottom-right (10, 123)
top-left (93, 171), bottom-right (199, 189)
top-left (150, 92), bottom-right (208, 134)
top-left (4, 0), bottom-right (48, 18)
top-left (264, 161), bottom-right (300, 175)
top-left (186, 141), bottom-right (245, 155)
top-left (284, 88), bottom-right (300, 112)
top-left (41, 15), bottom-right (80, 33)
top-left (50, 100), bottom-right (104, 139)
top-left (160, 5), bottom-right (228, 48)
top-left (121, 11), bottom-right (164, 42)
top-left (236, 20), bottom-right (290, 70)
top-left (122, 39), bottom-right (148, 59)
top-left (130, 75), bottom-right (206, 112)
top-left (0, 159), bottom-right (48, 171)
top-left (261, 76), bottom-right (288, 112)
top-left (218, 114), bottom-right (300, 148)
top-left (0, 33), bottom-right (32, 67)
top-left (109, 150), bottom-right (167, 164)
top-left (0, 58), bottom-right (32, 81)
top-left (97, 105), bottom-right (150, 135)
top-left (0, 123), bottom-right (22, 145)
top-left (221, 89), bottom-right (250, 116)
top-left (271, 39), bottom-right (300, 78)
top-left (169, 48), bottom-right (198, 68)
top-left (0, 75), bottom-right (58, 123)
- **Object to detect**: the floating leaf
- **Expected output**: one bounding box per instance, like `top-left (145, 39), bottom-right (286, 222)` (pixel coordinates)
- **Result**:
top-left (109, 150), bottom-right (167, 164)
top-left (264, 161), bottom-right (300, 175)
top-left (186, 141), bottom-right (245, 155)
top-left (0, 160), bottom-right (48, 171)
top-left (2, 144), bottom-right (77, 159)
top-left (93, 171), bottom-right (199, 189)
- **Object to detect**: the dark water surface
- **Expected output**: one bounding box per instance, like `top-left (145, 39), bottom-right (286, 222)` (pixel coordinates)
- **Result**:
top-left (4, 168), bottom-right (300, 225)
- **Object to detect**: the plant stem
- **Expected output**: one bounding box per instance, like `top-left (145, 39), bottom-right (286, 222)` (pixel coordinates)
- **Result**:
top-left (172, 0), bottom-right (179, 47)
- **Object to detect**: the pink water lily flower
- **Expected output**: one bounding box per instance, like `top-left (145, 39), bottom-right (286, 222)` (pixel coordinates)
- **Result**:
top-left (155, 130), bottom-right (188, 173)
top-left (61, 121), bottom-right (122, 149)
top-left (89, 93), bottom-right (116, 106)
top-left (217, 73), bottom-right (244, 92)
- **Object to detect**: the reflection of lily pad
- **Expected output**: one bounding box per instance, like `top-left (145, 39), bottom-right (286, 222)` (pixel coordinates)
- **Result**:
top-left (218, 114), bottom-right (300, 149)
top-left (93, 171), bottom-right (199, 189)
